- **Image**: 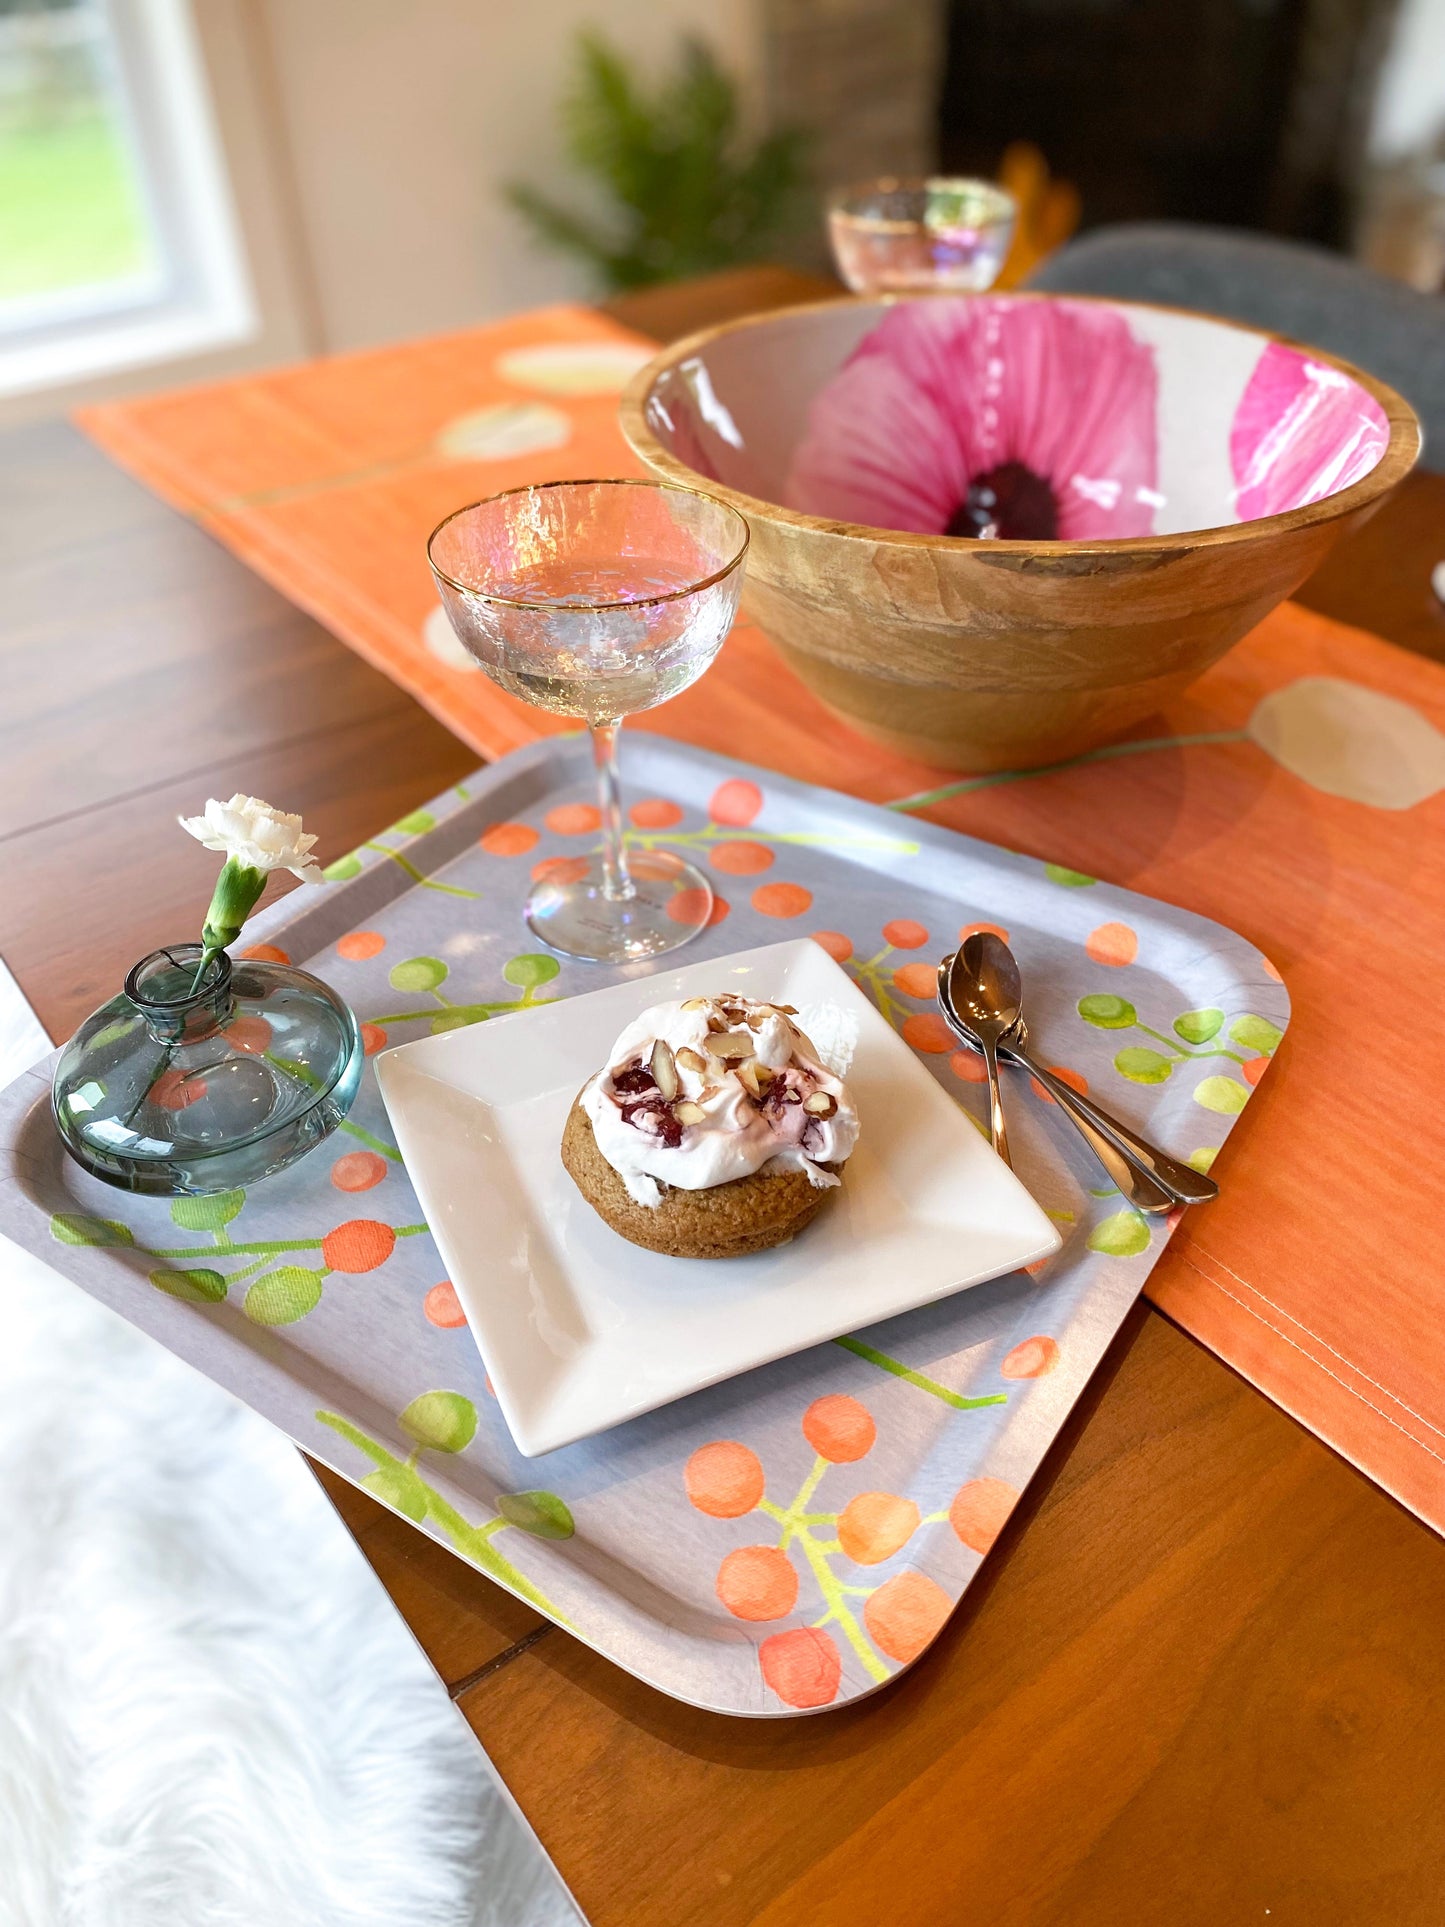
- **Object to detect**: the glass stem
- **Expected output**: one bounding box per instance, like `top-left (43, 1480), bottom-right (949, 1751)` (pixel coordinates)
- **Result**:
top-left (591, 720), bottom-right (634, 902)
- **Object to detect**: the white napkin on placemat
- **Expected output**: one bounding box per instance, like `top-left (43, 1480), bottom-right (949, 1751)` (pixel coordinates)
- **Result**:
top-left (0, 957), bottom-right (50, 1089)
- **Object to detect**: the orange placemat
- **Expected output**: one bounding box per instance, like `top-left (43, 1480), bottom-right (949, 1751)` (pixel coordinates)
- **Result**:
top-left (79, 306), bottom-right (1445, 1532)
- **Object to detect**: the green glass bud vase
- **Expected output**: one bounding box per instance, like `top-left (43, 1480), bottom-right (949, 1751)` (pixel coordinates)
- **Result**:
top-left (52, 945), bottom-right (364, 1196)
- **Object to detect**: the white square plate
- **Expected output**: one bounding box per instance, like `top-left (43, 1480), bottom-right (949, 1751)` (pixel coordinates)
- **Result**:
top-left (374, 939), bottom-right (1061, 1456)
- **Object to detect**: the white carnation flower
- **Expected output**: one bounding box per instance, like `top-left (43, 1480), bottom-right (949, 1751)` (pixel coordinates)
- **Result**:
top-left (178, 795), bottom-right (324, 884)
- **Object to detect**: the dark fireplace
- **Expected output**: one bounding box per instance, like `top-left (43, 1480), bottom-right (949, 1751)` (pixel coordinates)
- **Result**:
top-left (938, 0), bottom-right (1399, 248)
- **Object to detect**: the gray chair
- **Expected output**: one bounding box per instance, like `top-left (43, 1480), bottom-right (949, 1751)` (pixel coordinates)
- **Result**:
top-left (1026, 222), bottom-right (1444, 462)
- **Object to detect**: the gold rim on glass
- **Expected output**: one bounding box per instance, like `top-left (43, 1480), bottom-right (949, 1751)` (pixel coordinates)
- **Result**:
top-left (426, 476), bottom-right (751, 614)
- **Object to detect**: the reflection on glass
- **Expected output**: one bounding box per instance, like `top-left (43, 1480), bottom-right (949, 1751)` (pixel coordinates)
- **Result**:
top-left (828, 176), bottom-right (1016, 295)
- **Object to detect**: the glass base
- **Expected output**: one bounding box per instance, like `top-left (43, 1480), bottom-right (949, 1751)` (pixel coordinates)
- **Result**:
top-left (525, 849), bottom-right (714, 963)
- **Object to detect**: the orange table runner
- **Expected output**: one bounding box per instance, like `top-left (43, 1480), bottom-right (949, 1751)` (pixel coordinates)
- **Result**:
top-left (79, 306), bottom-right (1445, 1533)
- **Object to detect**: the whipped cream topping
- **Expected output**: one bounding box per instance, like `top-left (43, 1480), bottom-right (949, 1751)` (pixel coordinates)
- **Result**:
top-left (580, 993), bottom-right (860, 1208)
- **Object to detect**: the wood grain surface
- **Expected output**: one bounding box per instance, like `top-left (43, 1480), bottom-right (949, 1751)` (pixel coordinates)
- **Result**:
top-left (6, 265), bottom-right (1444, 1926)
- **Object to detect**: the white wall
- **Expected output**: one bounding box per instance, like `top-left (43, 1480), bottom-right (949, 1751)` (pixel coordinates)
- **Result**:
top-left (1368, 0), bottom-right (1445, 159)
top-left (254, 0), bottom-right (761, 353)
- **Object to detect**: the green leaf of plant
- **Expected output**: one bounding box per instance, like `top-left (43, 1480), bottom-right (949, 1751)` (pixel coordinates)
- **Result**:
top-left (430, 1010), bottom-right (474, 1034)
top-left (150, 1266), bottom-right (227, 1304)
top-left (1087, 1210), bottom-right (1151, 1257)
top-left (324, 853), bottom-right (363, 882)
top-left (244, 1266), bottom-right (324, 1326)
top-left (389, 956), bottom-right (448, 994)
top-left (1173, 1008), bottom-right (1223, 1044)
top-left (502, 952), bottom-right (561, 990)
top-left (51, 1213), bottom-right (134, 1247)
top-left (399, 1390), bottom-right (478, 1455)
top-left (1194, 1075), bottom-right (1250, 1115)
top-left (1078, 993), bottom-right (1137, 1029)
top-left (1187, 1147), bottom-right (1219, 1174)
top-left (1045, 863), bottom-right (1096, 887)
top-left (392, 809), bottom-right (436, 837)
top-left (363, 1464), bottom-right (428, 1523)
top-left (169, 1190), bottom-right (245, 1232)
top-left (495, 1489), bottom-right (576, 1540)
top-left (1114, 1047), bottom-right (1173, 1085)
top-left (1228, 1014), bottom-right (1282, 1055)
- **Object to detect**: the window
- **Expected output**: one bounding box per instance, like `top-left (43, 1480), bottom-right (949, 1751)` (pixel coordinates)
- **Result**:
top-left (0, 0), bottom-right (254, 398)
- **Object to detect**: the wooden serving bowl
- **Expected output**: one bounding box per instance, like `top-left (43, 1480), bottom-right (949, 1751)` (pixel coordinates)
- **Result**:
top-left (620, 294), bottom-right (1420, 771)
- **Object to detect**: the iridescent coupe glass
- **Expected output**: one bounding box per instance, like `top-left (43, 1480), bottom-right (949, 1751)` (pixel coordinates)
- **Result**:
top-left (429, 479), bottom-right (749, 963)
top-left (828, 175), bottom-right (1017, 294)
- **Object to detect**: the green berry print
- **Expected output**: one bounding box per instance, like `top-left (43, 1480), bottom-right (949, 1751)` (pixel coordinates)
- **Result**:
top-left (1194, 1076), bottom-right (1249, 1115)
top-left (1078, 993), bottom-right (1138, 1029)
top-left (389, 956), bottom-right (448, 994)
top-left (1187, 1148), bottom-right (1219, 1174)
top-left (496, 1490), bottom-right (575, 1540)
top-left (1045, 863), bottom-right (1096, 887)
top-left (1087, 1210), bottom-right (1151, 1257)
top-left (51, 1214), bottom-right (134, 1247)
top-left (150, 1266), bottom-right (228, 1304)
top-left (1228, 1015), bottom-right (1282, 1055)
top-left (1173, 1009), bottom-right (1223, 1045)
top-left (1114, 1047), bottom-right (1173, 1085)
top-left (392, 809), bottom-right (437, 836)
top-left (399, 1390), bottom-right (478, 1455)
top-left (502, 952), bottom-right (561, 990)
top-left (169, 1190), bottom-right (245, 1232)
top-left (324, 853), bottom-right (364, 882)
top-left (244, 1267), bottom-right (324, 1326)
top-left (363, 1464), bottom-right (429, 1523)
top-left (430, 1011), bottom-right (473, 1034)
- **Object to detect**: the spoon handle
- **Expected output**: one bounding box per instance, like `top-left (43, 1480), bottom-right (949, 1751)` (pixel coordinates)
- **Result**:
top-left (1019, 1058), bottom-right (1176, 1214)
top-left (1003, 1043), bottom-right (1219, 1205)
top-left (981, 1037), bottom-right (1013, 1170)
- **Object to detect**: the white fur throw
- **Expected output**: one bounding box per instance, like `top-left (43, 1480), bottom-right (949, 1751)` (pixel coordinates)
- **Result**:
top-left (0, 1238), bottom-right (578, 1927)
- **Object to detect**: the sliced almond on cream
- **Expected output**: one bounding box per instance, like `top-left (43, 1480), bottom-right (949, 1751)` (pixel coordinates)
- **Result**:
top-left (673, 1100), bottom-right (706, 1125)
top-left (735, 1059), bottom-right (763, 1099)
top-left (705, 1029), bottom-right (755, 1060)
top-left (675, 1046), bottom-right (708, 1075)
top-left (650, 1039), bottom-right (679, 1100)
top-left (803, 1091), bottom-right (838, 1117)
top-left (680, 997), bottom-right (711, 1011)
top-left (698, 1084), bottom-right (723, 1102)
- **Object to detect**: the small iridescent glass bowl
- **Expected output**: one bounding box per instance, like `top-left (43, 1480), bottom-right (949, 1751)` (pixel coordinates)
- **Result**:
top-left (828, 175), bottom-right (1017, 294)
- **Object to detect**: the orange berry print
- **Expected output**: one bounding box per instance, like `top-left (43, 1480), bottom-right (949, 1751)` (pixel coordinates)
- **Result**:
top-left (1030, 1064), bottom-right (1088, 1104)
top-left (1242, 1055), bottom-right (1269, 1086)
top-left (545, 802), bottom-right (601, 836)
top-left (337, 929), bottom-right (386, 961)
top-left (479, 821), bottom-right (538, 857)
top-left (716, 1545), bottom-right (799, 1621)
top-left (424, 1280), bottom-right (468, 1329)
top-left (667, 888), bottom-right (728, 927)
top-left (1000, 1335), bottom-right (1060, 1379)
top-left (360, 1023), bottom-right (388, 1056)
top-left (882, 918), bottom-right (929, 950)
top-left (901, 1012), bottom-right (954, 1054)
top-left (709, 777), bottom-right (763, 827)
top-left (950, 1049), bottom-right (987, 1084)
top-left (802, 1394), bottom-right (876, 1463)
top-left (685, 1441), bottom-right (765, 1518)
top-left (837, 1491), bottom-right (921, 1566)
top-left (1261, 955), bottom-right (1284, 983)
top-left (752, 881), bottom-right (812, 919)
top-left (892, 962), bottom-right (938, 999)
top-left (321, 1219), bottom-right (396, 1274)
top-left (760, 1626), bottom-right (842, 1709)
top-left (948, 1477), bottom-right (1019, 1555)
top-left (811, 930), bottom-right (853, 963)
top-left (330, 1151), bottom-right (387, 1193)
top-left (225, 1015), bottom-right (273, 1055)
top-left (1085, 922), bottom-right (1138, 967)
top-left (629, 797), bottom-right (684, 829)
top-left (151, 1067), bottom-right (205, 1111)
top-left (863, 1569), bottom-right (952, 1664)
top-left (711, 840), bottom-right (774, 876)
top-left (241, 943), bottom-right (289, 964)
top-left (959, 921), bottom-right (1010, 945)
top-left (532, 855), bottom-right (590, 886)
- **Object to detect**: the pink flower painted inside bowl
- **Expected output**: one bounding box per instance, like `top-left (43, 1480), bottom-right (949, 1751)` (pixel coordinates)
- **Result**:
top-left (1230, 342), bottom-right (1390, 521)
top-left (786, 298), bottom-right (1162, 540)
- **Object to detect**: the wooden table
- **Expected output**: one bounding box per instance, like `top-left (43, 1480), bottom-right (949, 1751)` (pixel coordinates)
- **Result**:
top-left (6, 266), bottom-right (1445, 1925)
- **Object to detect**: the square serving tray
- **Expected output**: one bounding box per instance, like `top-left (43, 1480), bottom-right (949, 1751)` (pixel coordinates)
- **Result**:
top-left (0, 735), bottom-right (1288, 1716)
